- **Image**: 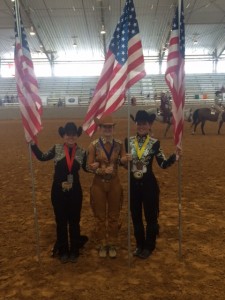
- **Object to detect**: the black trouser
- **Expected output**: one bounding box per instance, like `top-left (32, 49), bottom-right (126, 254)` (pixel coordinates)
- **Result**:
top-left (130, 176), bottom-right (159, 251)
top-left (51, 182), bottom-right (82, 255)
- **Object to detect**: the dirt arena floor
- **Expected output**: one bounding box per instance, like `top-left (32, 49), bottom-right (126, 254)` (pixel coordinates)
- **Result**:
top-left (1, 113), bottom-right (225, 300)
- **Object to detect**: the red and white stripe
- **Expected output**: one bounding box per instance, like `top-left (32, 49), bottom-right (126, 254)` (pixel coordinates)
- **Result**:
top-left (83, 34), bottom-right (145, 136)
top-left (15, 37), bottom-right (42, 143)
top-left (165, 16), bottom-right (185, 150)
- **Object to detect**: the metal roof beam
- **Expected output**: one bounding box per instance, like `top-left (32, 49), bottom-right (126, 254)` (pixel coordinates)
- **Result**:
top-left (20, 0), bottom-right (51, 63)
top-left (100, 0), bottom-right (106, 58)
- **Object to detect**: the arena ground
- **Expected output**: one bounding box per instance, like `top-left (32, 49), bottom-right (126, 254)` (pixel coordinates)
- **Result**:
top-left (0, 110), bottom-right (225, 300)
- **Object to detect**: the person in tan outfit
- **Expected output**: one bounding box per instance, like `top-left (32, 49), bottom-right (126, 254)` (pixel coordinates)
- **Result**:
top-left (86, 115), bottom-right (128, 258)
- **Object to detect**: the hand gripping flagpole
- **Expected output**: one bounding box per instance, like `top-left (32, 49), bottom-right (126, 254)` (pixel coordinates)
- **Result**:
top-left (15, 0), bottom-right (41, 263)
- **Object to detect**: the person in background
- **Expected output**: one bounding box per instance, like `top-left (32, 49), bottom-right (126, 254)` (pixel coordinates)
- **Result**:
top-left (31, 122), bottom-right (88, 264)
top-left (130, 96), bottom-right (140, 127)
top-left (160, 91), bottom-right (171, 123)
top-left (214, 91), bottom-right (224, 123)
top-left (57, 98), bottom-right (63, 107)
top-left (86, 115), bottom-right (128, 259)
top-left (125, 110), bottom-right (176, 259)
top-left (131, 97), bottom-right (137, 106)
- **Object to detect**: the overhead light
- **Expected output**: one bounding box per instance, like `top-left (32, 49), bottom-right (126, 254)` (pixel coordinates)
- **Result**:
top-left (29, 26), bottom-right (36, 36)
top-left (100, 25), bottom-right (106, 35)
top-left (193, 40), bottom-right (198, 45)
top-left (11, 0), bottom-right (15, 2)
top-left (73, 42), bottom-right (77, 48)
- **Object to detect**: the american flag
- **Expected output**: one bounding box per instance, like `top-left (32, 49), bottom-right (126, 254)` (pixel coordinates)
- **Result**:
top-left (83, 0), bottom-right (146, 136)
top-left (14, 7), bottom-right (42, 143)
top-left (165, 0), bottom-right (185, 150)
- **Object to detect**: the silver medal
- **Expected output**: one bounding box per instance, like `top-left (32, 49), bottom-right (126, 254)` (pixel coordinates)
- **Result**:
top-left (67, 174), bottom-right (73, 184)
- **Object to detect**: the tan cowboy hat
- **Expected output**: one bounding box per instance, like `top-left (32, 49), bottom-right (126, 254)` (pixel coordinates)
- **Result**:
top-left (94, 115), bottom-right (115, 126)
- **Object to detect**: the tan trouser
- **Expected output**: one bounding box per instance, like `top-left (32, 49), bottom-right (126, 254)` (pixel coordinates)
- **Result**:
top-left (90, 175), bottom-right (123, 246)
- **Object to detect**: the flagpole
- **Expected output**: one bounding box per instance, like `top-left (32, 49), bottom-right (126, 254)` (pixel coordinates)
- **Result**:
top-left (14, 0), bottom-right (21, 42)
top-left (127, 93), bottom-right (131, 267)
top-left (28, 143), bottom-right (41, 263)
top-left (177, 0), bottom-right (183, 259)
top-left (177, 154), bottom-right (182, 258)
top-left (15, 0), bottom-right (41, 263)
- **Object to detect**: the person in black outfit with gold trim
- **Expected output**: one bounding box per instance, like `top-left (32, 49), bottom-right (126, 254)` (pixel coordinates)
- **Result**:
top-left (126, 111), bottom-right (176, 259)
top-left (31, 122), bottom-right (88, 263)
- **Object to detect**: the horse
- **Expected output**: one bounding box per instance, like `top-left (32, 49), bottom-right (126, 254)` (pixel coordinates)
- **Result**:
top-left (146, 107), bottom-right (193, 137)
top-left (191, 108), bottom-right (225, 135)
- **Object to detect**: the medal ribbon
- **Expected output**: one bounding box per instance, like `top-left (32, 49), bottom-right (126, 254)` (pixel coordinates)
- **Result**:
top-left (64, 144), bottom-right (76, 173)
top-left (99, 138), bottom-right (114, 161)
top-left (134, 135), bottom-right (150, 159)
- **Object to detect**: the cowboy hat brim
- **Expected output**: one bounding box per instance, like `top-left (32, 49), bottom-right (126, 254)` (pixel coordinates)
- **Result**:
top-left (94, 115), bottom-right (115, 126)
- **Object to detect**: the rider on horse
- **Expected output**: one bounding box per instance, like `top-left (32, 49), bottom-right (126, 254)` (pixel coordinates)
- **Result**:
top-left (160, 91), bottom-right (171, 123)
top-left (214, 91), bottom-right (224, 123)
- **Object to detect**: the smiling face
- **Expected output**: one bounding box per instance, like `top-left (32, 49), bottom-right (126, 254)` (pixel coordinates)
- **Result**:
top-left (63, 134), bottom-right (77, 147)
top-left (99, 124), bottom-right (114, 138)
top-left (136, 121), bottom-right (151, 136)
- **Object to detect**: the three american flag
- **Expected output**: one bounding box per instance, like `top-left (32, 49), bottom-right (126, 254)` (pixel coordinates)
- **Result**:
top-left (83, 0), bottom-right (146, 136)
top-left (14, 7), bottom-right (42, 143)
top-left (165, 0), bottom-right (185, 151)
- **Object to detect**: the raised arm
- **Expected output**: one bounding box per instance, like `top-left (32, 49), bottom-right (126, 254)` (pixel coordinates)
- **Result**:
top-left (30, 143), bottom-right (55, 161)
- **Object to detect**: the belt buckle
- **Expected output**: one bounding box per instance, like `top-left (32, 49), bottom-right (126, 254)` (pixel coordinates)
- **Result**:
top-left (62, 181), bottom-right (72, 192)
top-left (104, 174), bottom-right (112, 181)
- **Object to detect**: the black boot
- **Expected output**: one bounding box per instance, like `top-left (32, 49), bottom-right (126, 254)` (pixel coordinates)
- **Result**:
top-left (140, 225), bottom-right (157, 259)
top-left (51, 240), bottom-right (59, 257)
top-left (138, 248), bottom-right (153, 259)
top-left (78, 235), bottom-right (88, 248)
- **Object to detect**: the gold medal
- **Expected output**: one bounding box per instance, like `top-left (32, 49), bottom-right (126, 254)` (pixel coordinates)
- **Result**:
top-left (133, 171), bottom-right (143, 179)
top-left (132, 135), bottom-right (150, 180)
top-left (134, 135), bottom-right (150, 159)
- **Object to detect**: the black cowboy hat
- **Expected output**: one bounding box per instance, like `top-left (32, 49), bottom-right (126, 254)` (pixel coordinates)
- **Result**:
top-left (58, 122), bottom-right (82, 137)
top-left (130, 110), bottom-right (156, 123)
